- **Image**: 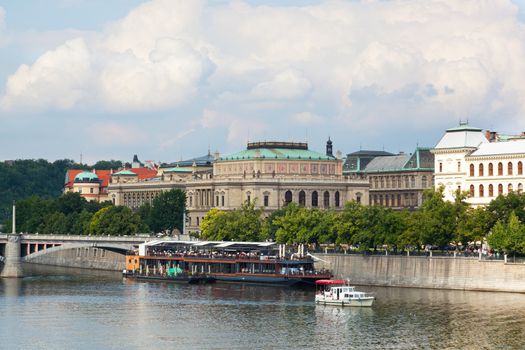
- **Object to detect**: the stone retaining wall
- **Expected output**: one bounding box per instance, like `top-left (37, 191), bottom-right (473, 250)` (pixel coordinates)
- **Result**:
top-left (27, 247), bottom-right (125, 271)
top-left (316, 254), bottom-right (525, 293)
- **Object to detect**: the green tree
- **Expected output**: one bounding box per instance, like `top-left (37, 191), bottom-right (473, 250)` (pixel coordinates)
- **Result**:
top-left (149, 189), bottom-right (186, 233)
top-left (39, 212), bottom-right (68, 234)
top-left (487, 212), bottom-right (525, 255)
top-left (89, 206), bottom-right (142, 235)
top-left (333, 201), bottom-right (366, 245)
top-left (486, 192), bottom-right (525, 228)
top-left (92, 160), bottom-right (123, 170)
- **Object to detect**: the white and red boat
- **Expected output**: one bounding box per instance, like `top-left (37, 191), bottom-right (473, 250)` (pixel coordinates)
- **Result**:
top-left (315, 279), bottom-right (375, 307)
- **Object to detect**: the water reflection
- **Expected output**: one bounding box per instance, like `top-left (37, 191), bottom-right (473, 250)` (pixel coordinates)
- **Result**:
top-left (1, 264), bottom-right (525, 349)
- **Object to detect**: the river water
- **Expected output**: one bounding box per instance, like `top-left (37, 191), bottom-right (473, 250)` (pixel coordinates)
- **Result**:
top-left (1, 264), bottom-right (525, 349)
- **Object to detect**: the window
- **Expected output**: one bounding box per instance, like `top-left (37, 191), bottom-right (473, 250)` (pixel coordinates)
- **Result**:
top-left (299, 191), bottom-right (306, 206)
top-left (469, 185), bottom-right (475, 197)
top-left (385, 195), bottom-right (389, 207)
top-left (479, 164), bottom-right (484, 177)
top-left (356, 194), bottom-right (361, 204)
top-left (439, 162), bottom-right (443, 172)
top-left (508, 183), bottom-right (513, 193)
top-left (264, 195), bottom-right (269, 207)
top-left (311, 191), bottom-right (318, 207)
top-left (221, 195), bottom-right (225, 207)
top-left (469, 164), bottom-right (475, 176)
top-left (216, 196), bottom-right (219, 207)
top-left (397, 194), bottom-right (401, 207)
top-left (488, 163), bottom-right (494, 176)
top-left (518, 183), bottom-right (523, 194)
top-left (422, 176), bottom-right (427, 188)
top-left (457, 162), bottom-right (461, 172)
top-left (479, 185), bottom-right (484, 197)
top-left (498, 184), bottom-right (503, 195)
top-left (508, 162), bottom-right (513, 176)
top-left (379, 195), bottom-right (383, 205)
top-left (405, 176), bottom-right (409, 188)
top-left (489, 184), bottom-right (494, 197)
top-left (518, 162), bottom-right (523, 175)
top-left (285, 191), bottom-right (293, 205)
top-left (380, 177), bottom-right (384, 188)
top-left (323, 191), bottom-right (330, 208)
top-left (189, 196), bottom-right (193, 207)
top-left (90, 188), bottom-right (94, 194)
top-left (335, 191), bottom-right (340, 207)
top-left (411, 176), bottom-right (416, 188)
top-left (196, 217), bottom-right (200, 226)
top-left (247, 195), bottom-right (251, 203)
top-left (498, 162), bottom-right (503, 176)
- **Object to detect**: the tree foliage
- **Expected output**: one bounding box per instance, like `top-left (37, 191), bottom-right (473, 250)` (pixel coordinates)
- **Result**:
top-left (148, 189), bottom-right (186, 233)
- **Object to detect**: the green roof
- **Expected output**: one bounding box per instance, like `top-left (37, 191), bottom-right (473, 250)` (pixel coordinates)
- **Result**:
top-left (220, 147), bottom-right (334, 161)
top-left (165, 167), bottom-right (192, 173)
top-left (113, 169), bottom-right (137, 176)
top-left (74, 171), bottom-right (99, 180)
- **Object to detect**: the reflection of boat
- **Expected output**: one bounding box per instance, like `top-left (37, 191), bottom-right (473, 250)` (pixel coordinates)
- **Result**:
top-left (315, 280), bottom-right (375, 307)
top-left (123, 241), bottom-right (332, 287)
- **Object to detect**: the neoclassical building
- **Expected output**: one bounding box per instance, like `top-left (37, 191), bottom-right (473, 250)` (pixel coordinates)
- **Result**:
top-left (432, 123), bottom-right (525, 206)
top-left (104, 140), bottom-right (369, 235)
top-left (344, 148), bottom-right (434, 209)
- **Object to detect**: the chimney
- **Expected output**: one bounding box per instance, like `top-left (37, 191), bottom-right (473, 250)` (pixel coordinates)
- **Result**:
top-left (485, 130), bottom-right (491, 141)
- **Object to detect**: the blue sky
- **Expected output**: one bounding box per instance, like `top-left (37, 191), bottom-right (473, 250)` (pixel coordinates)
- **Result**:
top-left (1, 0), bottom-right (525, 164)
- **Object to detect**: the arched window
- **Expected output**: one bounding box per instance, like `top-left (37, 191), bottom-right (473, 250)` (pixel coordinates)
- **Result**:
top-left (311, 191), bottom-right (318, 207)
top-left (498, 162), bottom-right (503, 176)
top-left (479, 184), bottom-right (484, 197)
top-left (479, 164), bottom-right (484, 176)
top-left (508, 162), bottom-right (513, 175)
top-left (439, 162), bottom-right (443, 172)
top-left (488, 163), bottom-right (494, 176)
top-left (323, 191), bottom-right (330, 208)
top-left (518, 162), bottom-right (523, 175)
top-left (469, 164), bottom-right (475, 176)
top-left (335, 191), bottom-right (340, 207)
top-left (469, 185), bottom-right (475, 197)
top-left (518, 183), bottom-right (523, 194)
top-left (498, 184), bottom-right (503, 195)
top-left (299, 191), bottom-right (306, 206)
top-left (508, 183), bottom-right (513, 193)
top-left (489, 184), bottom-right (494, 197)
top-left (284, 190), bottom-right (292, 205)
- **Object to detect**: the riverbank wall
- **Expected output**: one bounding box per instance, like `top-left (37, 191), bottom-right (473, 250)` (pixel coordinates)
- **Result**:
top-left (316, 254), bottom-right (525, 293)
top-left (25, 246), bottom-right (125, 271)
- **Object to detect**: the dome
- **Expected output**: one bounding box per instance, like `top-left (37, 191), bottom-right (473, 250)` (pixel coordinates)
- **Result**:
top-left (74, 171), bottom-right (99, 183)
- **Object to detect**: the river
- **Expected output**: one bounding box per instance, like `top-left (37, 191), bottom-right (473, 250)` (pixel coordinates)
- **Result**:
top-left (1, 264), bottom-right (525, 349)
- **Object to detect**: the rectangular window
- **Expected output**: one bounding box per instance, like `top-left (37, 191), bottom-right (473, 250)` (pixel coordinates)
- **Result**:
top-left (264, 195), bottom-right (269, 207)
top-left (221, 196), bottom-right (225, 206)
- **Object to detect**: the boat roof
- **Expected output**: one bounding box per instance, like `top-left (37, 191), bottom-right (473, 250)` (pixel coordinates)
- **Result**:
top-left (142, 240), bottom-right (277, 249)
top-left (315, 279), bottom-right (347, 285)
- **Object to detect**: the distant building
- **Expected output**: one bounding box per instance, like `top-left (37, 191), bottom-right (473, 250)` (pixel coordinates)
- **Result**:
top-left (433, 123), bottom-right (525, 206)
top-left (345, 148), bottom-right (434, 209)
top-left (106, 139), bottom-right (369, 235)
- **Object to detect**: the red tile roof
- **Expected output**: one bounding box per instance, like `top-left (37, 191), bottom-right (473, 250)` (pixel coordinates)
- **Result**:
top-left (129, 168), bottom-right (158, 180)
top-left (65, 167), bottom-right (158, 189)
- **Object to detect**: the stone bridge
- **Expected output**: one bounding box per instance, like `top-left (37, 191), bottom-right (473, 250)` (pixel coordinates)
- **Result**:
top-left (0, 234), bottom-right (166, 274)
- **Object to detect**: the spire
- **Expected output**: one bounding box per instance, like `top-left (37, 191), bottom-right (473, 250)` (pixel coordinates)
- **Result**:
top-left (326, 137), bottom-right (333, 157)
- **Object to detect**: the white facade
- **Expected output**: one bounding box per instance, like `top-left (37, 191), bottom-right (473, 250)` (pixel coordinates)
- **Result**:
top-left (432, 123), bottom-right (525, 206)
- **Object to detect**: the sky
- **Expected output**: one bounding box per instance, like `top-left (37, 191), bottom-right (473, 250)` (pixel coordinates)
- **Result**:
top-left (2, 0), bottom-right (525, 164)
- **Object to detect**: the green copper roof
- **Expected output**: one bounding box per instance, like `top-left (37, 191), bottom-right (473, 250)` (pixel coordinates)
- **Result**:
top-left (446, 122), bottom-right (482, 132)
top-left (220, 147), bottom-right (334, 161)
top-left (74, 171), bottom-right (98, 180)
top-left (113, 169), bottom-right (137, 176)
top-left (165, 167), bottom-right (192, 173)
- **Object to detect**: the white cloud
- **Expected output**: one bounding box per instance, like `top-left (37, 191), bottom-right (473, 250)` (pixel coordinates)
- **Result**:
top-left (290, 111), bottom-right (323, 125)
top-left (3, 0), bottom-right (525, 137)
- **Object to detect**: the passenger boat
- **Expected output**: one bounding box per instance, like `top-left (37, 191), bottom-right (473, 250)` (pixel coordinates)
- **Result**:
top-left (315, 280), bottom-right (375, 307)
top-left (123, 240), bottom-right (332, 287)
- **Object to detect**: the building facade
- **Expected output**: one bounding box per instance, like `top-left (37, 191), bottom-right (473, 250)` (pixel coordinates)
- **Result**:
top-left (432, 123), bottom-right (525, 206)
top-left (344, 148), bottom-right (434, 209)
top-left (104, 140), bottom-right (369, 235)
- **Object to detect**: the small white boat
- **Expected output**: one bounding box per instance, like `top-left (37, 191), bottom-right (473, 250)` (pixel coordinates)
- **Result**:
top-left (315, 279), bottom-right (375, 307)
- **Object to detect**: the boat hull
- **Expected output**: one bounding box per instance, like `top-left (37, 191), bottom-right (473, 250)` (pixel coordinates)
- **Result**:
top-left (124, 273), bottom-right (216, 284)
top-left (315, 297), bottom-right (375, 307)
top-left (212, 274), bottom-right (310, 287)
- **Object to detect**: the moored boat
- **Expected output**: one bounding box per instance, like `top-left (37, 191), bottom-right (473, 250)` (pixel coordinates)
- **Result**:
top-left (123, 240), bottom-right (332, 287)
top-left (315, 279), bottom-right (375, 307)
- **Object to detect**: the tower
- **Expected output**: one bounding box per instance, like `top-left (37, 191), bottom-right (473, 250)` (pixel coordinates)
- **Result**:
top-left (1, 201), bottom-right (23, 278)
top-left (326, 137), bottom-right (333, 157)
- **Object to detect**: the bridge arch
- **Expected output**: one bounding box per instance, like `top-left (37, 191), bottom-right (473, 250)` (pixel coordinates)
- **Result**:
top-left (23, 243), bottom-right (135, 261)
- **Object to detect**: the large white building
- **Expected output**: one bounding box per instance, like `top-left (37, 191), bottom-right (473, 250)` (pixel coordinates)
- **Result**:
top-left (432, 123), bottom-right (525, 206)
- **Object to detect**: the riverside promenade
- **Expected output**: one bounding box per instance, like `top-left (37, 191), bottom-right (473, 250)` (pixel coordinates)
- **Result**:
top-left (316, 253), bottom-right (525, 293)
